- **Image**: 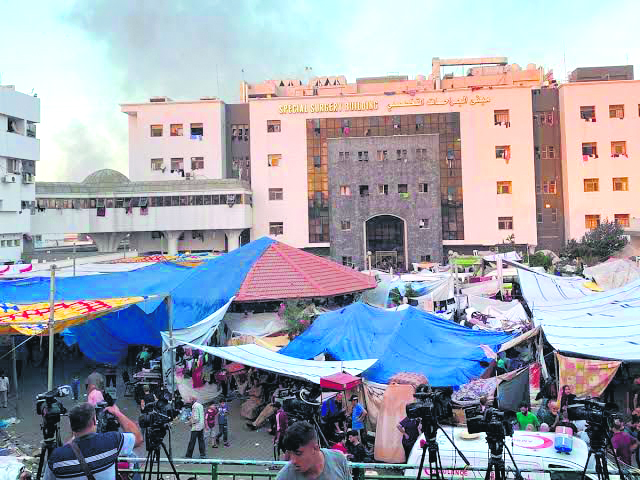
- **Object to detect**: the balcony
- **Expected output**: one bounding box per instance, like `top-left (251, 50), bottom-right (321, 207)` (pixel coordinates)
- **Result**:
top-left (0, 131), bottom-right (39, 161)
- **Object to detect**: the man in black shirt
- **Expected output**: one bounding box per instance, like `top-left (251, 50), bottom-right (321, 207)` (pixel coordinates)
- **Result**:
top-left (346, 430), bottom-right (367, 480)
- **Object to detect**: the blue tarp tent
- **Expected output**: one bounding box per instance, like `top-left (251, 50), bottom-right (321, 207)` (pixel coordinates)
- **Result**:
top-left (279, 303), bottom-right (515, 386)
top-left (0, 237), bottom-right (274, 363)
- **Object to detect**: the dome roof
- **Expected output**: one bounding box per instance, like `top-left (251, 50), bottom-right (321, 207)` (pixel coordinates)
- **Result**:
top-left (82, 169), bottom-right (130, 184)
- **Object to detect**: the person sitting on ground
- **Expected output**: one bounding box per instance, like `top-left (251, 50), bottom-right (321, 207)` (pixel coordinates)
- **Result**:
top-left (611, 418), bottom-right (638, 465)
top-left (276, 421), bottom-right (350, 479)
top-left (44, 402), bottom-right (143, 480)
top-left (516, 402), bottom-right (540, 431)
top-left (536, 400), bottom-right (560, 431)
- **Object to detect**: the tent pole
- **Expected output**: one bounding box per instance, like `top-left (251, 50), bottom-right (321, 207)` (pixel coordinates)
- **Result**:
top-left (47, 265), bottom-right (57, 390)
top-left (11, 336), bottom-right (19, 418)
top-left (167, 294), bottom-right (175, 396)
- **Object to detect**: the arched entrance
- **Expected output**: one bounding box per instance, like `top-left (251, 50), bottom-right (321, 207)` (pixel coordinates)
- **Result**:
top-left (365, 215), bottom-right (407, 271)
top-left (240, 229), bottom-right (251, 246)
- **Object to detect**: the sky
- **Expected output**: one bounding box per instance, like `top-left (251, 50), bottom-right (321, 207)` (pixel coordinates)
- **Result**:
top-left (1, 0), bottom-right (638, 182)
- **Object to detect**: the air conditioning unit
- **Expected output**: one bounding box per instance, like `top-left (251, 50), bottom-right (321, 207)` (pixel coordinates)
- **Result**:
top-left (2, 175), bottom-right (16, 183)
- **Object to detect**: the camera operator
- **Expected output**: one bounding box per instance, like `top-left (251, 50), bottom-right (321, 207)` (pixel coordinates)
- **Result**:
top-left (44, 402), bottom-right (143, 480)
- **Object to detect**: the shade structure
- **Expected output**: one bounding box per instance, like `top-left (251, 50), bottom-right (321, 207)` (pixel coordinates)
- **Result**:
top-left (320, 372), bottom-right (361, 391)
top-left (234, 240), bottom-right (377, 302)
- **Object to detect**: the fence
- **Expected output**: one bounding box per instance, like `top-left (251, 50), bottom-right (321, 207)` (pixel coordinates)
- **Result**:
top-left (119, 457), bottom-right (640, 480)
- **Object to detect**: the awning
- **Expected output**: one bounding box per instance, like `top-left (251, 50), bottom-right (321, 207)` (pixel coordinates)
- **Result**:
top-left (181, 341), bottom-right (377, 384)
top-left (0, 296), bottom-right (151, 335)
top-left (320, 372), bottom-right (361, 391)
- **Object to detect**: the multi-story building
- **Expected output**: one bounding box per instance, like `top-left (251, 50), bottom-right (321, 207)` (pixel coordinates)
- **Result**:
top-left (559, 66), bottom-right (639, 241)
top-left (0, 85), bottom-right (39, 263)
top-left (246, 57), bottom-right (544, 268)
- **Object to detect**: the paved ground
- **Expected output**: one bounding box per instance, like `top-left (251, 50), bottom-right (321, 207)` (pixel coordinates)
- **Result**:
top-left (0, 354), bottom-right (280, 476)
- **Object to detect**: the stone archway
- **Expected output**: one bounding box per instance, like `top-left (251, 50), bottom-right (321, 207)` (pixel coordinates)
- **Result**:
top-left (365, 214), bottom-right (407, 271)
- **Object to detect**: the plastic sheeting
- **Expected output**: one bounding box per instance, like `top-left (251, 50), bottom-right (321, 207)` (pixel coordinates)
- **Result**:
top-left (483, 251), bottom-right (522, 262)
top-left (516, 264), bottom-right (592, 306)
top-left (280, 302), bottom-right (515, 386)
top-left (224, 311), bottom-right (287, 337)
top-left (362, 272), bottom-right (454, 307)
top-left (179, 342), bottom-right (377, 384)
top-left (583, 258), bottom-right (640, 291)
top-left (465, 295), bottom-right (529, 332)
top-left (461, 279), bottom-right (500, 297)
top-left (2, 237), bottom-right (274, 363)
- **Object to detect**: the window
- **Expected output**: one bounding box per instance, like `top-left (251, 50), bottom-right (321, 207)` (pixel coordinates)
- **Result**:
top-left (609, 104), bottom-right (624, 119)
top-left (170, 158), bottom-right (184, 170)
top-left (231, 124), bottom-right (248, 141)
top-left (582, 142), bottom-right (598, 157)
top-left (151, 231), bottom-right (163, 239)
top-left (14, 239), bottom-right (20, 247)
top-left (342, 256), bottom-right (353, 266)
top-left (416, 148), bottom-right (428, 160)
top-left (585, 214), bottom-right (601, 230)
top-left (498, 216), bottom-right (513, 230)
top-left (359, 185), bottom-right (369, 197)
top-left (548, 180), bottom-right (556, 194)
top-left (340, 220), bottom-right (351, 231)
top-left (269, 222), bottom-right (284, 236)
top-left (398, 184), bottom-right (408, 194)
top-left (269, 188), bottom-right (283, 200)
top-left (542, 145), bottom-right (556, 159)
top-left (419, 219), bottom-right (429, 229)
top-left (537, 209), bottom-right (543, 223)
top-left (151, 158), bottom-right (164, 171)
top-left (339, 185), bottom-right (352, 196)
top-left (613, 177), bottom-right (629, 191)
top-left (551, 208), bottom-right (558, 223)
top-left (191, 157), bottom-right (204, 170)
top-left (395, 149), bottom-right (407, 161)
top-left (419, 183), bottom-right (429, 193)
top-left (268, 154), bottom-right (281, 167)
top-left (496, 181), bottom-right (512, 194)
top-left (357, 151), bottom-right (368, 162)
top-left (615, 214), bottom-right (630, 227)
top-left (494, 109), bottom-right (510, 125)
top-left (150, 125), bottom-right (163, 137)
top-left (583, 178), bottom-right (599, 192)
top-left (580, 106), bottom-right (596, 121)
top-left (378, 184), bottom-right (388, 195)
top-left (496, 145), bottom-right (511, 160)
top-left (267, 120), bottom-right (281, 132)
top-left (540, 111), bottom-right (554, 125)
top-left (377, 150), bottom-right (388, 161)
top-left (170, 124), bottom-right (183, 136)
top-left (190, 123), bottom-right (204, 137)
top-left (611, 141), bottom-right (627, 156)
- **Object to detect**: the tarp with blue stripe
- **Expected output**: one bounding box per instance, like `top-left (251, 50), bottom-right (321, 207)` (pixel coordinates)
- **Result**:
top-left (279, 302), bottom-right (515, 386)
top-left (0, 237), bottom-right (274, 363)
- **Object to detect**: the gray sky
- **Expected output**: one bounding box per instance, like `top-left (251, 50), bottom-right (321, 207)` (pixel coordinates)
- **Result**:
top-left (1, 0), bottom-right (638, 181)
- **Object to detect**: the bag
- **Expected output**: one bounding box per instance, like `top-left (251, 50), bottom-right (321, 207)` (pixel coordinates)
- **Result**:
top-left (69, 441), bottom-right (97, 480)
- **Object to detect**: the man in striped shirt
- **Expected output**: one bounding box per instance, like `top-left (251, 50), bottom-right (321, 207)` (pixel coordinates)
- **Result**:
top-left (44, 403), bottom-right (143, 480)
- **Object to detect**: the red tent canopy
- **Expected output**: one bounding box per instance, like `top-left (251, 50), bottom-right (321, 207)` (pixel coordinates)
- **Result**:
top-left (320, 372), bottom-right (361, 391)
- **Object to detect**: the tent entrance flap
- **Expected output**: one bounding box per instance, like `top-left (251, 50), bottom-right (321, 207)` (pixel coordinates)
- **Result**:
top-left (180, 342), bottom-right (377, 384)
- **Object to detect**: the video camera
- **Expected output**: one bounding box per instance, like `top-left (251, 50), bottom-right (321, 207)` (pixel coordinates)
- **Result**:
top-left (138, 396), bottom-right (179, 448)
top-left (95, 392), bottom-right (120, 433)
top-left (405, 385), bottom-right (453, 423)
top-left (567, 398), bottom-right (619, 428)
top-left (465, 406), bottom-right (515, 439)
top-left (36, 385), bottom-right (71, 424)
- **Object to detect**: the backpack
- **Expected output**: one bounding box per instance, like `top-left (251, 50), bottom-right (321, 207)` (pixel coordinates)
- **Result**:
top-left (206, 407), bottom-right (218, 428)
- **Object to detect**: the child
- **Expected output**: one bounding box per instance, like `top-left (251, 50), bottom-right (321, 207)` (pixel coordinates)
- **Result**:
top-left (205, 403), bottom-right (219, 447)
top-left (71, 374), bottom-right (80, 401)
top-left (215, 401), bottom-right (230, 447)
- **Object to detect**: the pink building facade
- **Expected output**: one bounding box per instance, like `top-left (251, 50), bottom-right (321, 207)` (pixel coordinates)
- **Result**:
top-left (559, 80), bottom-right (640, 240)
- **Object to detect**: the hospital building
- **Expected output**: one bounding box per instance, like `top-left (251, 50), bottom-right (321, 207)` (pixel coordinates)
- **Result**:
top-left (9, 57), bottom-right (640, 268)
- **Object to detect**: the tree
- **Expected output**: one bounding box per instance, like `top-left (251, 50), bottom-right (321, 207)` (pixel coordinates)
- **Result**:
top-left (562, 220), bottom-right (627, 262)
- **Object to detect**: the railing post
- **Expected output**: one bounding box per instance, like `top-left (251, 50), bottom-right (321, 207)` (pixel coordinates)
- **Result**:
top-left (211, 463), bottom-right (217, 480)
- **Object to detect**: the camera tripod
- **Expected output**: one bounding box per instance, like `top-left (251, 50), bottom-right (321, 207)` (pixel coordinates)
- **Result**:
top-left (142, 433), bottom-right (180, 480)
top-left (483, 434), bottom-right (523, 480)
top-left (36, 423), bottom-right (62, 480)
top-left (580, 425), bottom-right (625, 480)
top-left (415, 420), bottom-right (470, 480)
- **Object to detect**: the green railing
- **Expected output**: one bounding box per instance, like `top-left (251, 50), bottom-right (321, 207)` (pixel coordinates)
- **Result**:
top-left (119, 457), bottom-right (640, 479)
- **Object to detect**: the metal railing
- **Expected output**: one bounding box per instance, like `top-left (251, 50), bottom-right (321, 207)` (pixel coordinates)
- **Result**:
top-left (119, 456), bottom-right (640, 479)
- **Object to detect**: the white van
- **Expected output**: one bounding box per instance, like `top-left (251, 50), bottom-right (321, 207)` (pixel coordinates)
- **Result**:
top-left (405, 427), bottom-right (598, 480)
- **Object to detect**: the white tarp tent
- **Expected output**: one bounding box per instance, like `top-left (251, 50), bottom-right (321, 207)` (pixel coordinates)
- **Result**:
top-left (483, 251), bottom-right (522, 263)
top-left (223, 311), bottom-right (287, 338)
top-left (515, 264), bottom-right (592, 306)
top-left (181, 341), bottom-right (377, 383)
top-left (583, 258), bottom-right (640, 291)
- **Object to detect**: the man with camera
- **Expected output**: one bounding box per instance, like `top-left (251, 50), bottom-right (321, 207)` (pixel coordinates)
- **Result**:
top-left (44, 402), bottom-right (143, 480)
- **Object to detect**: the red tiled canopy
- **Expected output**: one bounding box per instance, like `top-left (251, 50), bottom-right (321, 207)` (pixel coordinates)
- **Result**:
top-left (234, 241), bottom-right (377, 302)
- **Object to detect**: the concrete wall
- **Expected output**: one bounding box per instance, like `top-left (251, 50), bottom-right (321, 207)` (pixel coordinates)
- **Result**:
top-left (560, 80), bottom-right (640, 240)
top-left (129, 230), bottom-right (227, 253)
top-left (328, 134), bottom-right (442, 268)
top-left (0, 86), bottom-right (40, 122)
top-left (123, 100), bottom-right (226, 182)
